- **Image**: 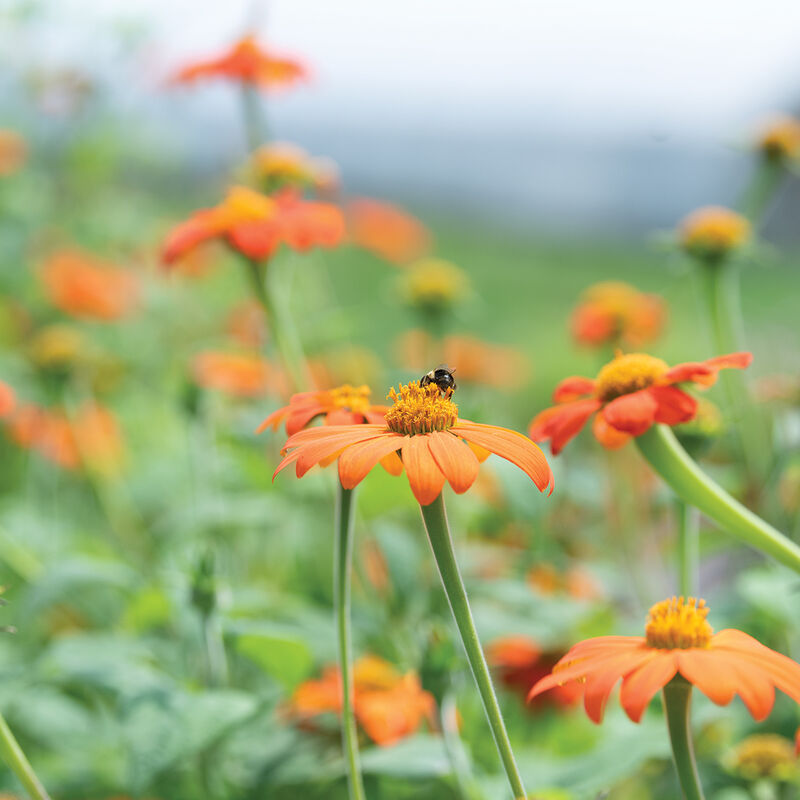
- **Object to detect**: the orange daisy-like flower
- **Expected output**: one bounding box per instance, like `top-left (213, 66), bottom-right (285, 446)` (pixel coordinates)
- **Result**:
top-left (679, 206), bottom-right (751, 261)
top-left (529, 350), bottom-right (752, 455)
top-left (757, 115), bottom-right (800, 162)
top-left (171, 35), bottom-right (308, 90)
top-left (0, 381), bottom-right (15, 419)
top-left (258, 384), bottom-right (388, 436)
top-left (162, 187), bottom-right (344, 266)
top-left (346, 198), bottom-right (431, 266)
top-left (274, 380), bottom-right (553, 505)
top-left (191, 350), bottom-right (273, 398)
top-left (571, 281), bottom-right (666, 349)
top-left (40, 249), bottom-right (139, 322)
top-left (529, 597), bottom-right (800, 724)
top-left (250, 142), bottom-right (338, 195)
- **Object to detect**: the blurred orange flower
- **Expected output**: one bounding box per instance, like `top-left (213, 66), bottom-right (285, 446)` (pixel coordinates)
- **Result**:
top-left (529, 597), bottom-right (800, 724)
top-left (40, 250), bottom-right (139, 322)
top-left (679, 206), bottom-right (750, 260)
top-left (171, 35), bottom-right (308, 90)
top-left (527, 563), bottom-right (601, 600)
top-left (162, 187), bottom-right (344, 265)
top-left (288, 655), bottom-right (435, 746)
top-left (226, 299), bottom-right (267, 349)
top-left (0, 381), bottom-right (15, 419)
top-left (346, 198), bottom-right (431, 265)
top-left (570, 281), bottom-right (666, 349)
top-left (529, 351), bottom-right (751, 454)
top-left (757, 115), bottom-right (800, 162)
top-left (0, 130), bottom-right (27, 176)
top-left (250, 142), bottom-right (338, 195)
top-left (191, 351), bottom-right (273, 398)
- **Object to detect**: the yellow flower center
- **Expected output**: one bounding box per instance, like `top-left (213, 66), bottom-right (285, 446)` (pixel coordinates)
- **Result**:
top-left (594, 352), bottom-right (669, 402)
top-left (680, 206), bottom-right (750, 258)
top-left (731, 734), bottom-right (797, 780)
top-left (384, 381), bottom-right (458, 435)
top-left (329, 384), bottom-right (373, 415)
top-left (645, 596), bottom-right (712, 649)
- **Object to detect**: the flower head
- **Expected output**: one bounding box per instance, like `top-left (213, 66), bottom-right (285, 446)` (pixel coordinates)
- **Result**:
top-left (529, 350), bottom-right (752, 454)
top-left (529, 596), bottom-right (800, 724)
top-left (40, 249), bottom-right (139, 322)
top-left (570, 281), bottom-right (666, 349)
top-left (757, 115), bottom-right (800, 162)
top-left (171, 35), bottom-right (308, 90)
top-left (162, 187), bottom-right (344, 265)
top-left (679, 206), bottom-right (751, 261)
top-left (402, 258), bottom-right (469, 315)
top-left (728, 733), bottom-right (797, 781)
top-left (192, 350), bottom-right (273, 398)
top-left (250, 142), bottom-right (338, 195)
top-left (273, 380), bottom-right (553, 505)
top-left (346, 198), bottom-right (431, 265)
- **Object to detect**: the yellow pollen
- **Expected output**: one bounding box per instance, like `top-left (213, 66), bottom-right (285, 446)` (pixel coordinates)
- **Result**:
top-left (595, 352), bottom-right (669, 402)
top-left (329, 384), bottom-right (372, 415)
top-left (645, 596), bottom-right (712, 649)
top-left (384, 381), bottom-right (458, 435)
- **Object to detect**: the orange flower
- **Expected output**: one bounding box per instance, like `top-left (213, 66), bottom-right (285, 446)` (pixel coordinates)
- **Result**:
top-left (0, 130), bottom-right (27, 176)
top-left (757, 115), bottom-right (800, 162)
top-left (40, 250), bottom-right (139, 322)
top-left (259, 384), bottom-right (388, 436)
top-left (274, 380), bottom-right (553, 505)
top-left (70, 403), bottom-right (125, 476)
top-left (171, 35), bottom-right (308, 90)
top-left (527, 563), bottom-right (601, 600)
top-left (529, 351), bottom-right (752, 455)
top-left (250, 142), bottom-right (338, 195)
top-left (679, 206), bottom-right (751, 260)
top-left (0, 381), bottom-right (15, 419)
top-left (162, 187), bottom-right (344, 265)
top-left (529, 597), bottom-right (800, 724)
top-left (226, 300), bottom-right (267, 349)
top-left (571, 281), bottom-right (666, 349)
top-left (192, 351), bottom-right (272, 398)
top-left (346, 198), bottom-right (431, 265)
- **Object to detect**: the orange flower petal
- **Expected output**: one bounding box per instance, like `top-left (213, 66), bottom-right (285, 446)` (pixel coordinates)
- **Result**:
top-left (650, 385), bottom-right (697, 426)
top-left (583, 650), bottom-right (658, 723)
top-left (0, 381), bottom-right (15, 419)
top-left (338, 433), bottom-right (405, 489)
top-left (602, 388), bottom-right (658, 436)
top-left (592, 412), bottom-right (630, 449)
top-left (553, 376), bottom-right (596, 403)
top-left (529, 400), bottom-right (600, 455)
top-left (663, 352), bottom-right (752, 386)
top-left (619, 653), bottom-right (677, 722)
top-left (676, 650), bottom-right (740, 707)
top-left (379, 450), bottom-right (404, 476)
top-left (427, 431), bottom-right (480, 494)
top-left (286, 405), bottom-right (326, 435)
top-left (401, 435), bottom-right (446, 506)
top-left (273, 428), bottom-right (381, 479)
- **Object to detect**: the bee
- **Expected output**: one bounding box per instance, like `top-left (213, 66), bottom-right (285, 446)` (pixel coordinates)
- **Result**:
top-left (420, 365), bottom-right (457, 395)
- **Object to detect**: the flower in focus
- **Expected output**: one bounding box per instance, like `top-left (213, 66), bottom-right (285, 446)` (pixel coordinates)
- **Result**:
top-left (274, 380), bottom-right (554, 505)
top-left (161, 187), bottom-right (344, 265)
top-left (570, 281), bottom-right (666, 349)
top-left (756, 115), bottom-right (800, 162)
top-left (402, 258), bottom-right (469, 316)
top-left (191, 351), bottom-right (273, 398)
top-left (529, 597), bottom-right (800, 723)
top-left (40, 250), bottom-right (139, 322)
top-left (171, 35), bottom-right (309, 91)
top-left (529, 350), bottom-right (752, 454)
top-left (250, 142), bottom-right (339, 195)
top-left (0, 381), bottom-right (15, 419)
top-left (346, 198), bottom-right (431, 265)
top-left (0, 129), bottom-right (27, 176)
top-left (727, 733), bottom-right (797, 781)
top-left (679, 206), bottom-right (751, 261)
top-left (287, 655), bottom-right (436, 746)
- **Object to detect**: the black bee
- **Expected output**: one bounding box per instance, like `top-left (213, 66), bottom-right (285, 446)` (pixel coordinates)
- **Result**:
top-left (420, 365), bottom-right (457, 395)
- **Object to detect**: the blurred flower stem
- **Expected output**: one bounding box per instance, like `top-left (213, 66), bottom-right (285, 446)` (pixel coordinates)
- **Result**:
top-left (245, 257), bottom-right (313, 392)
top-left (241, 84), bottom-right (267, 152)
top-left (636, 425), bottom-right (800, 574)
top-left (0, 712), bottom-right (51, 800)
top-left (420, 494), bottom-right (527, 800)
top-left (741, 160), bottom-right (783, 230)
top-left (662, 676), bottom-right (705, 800)
top-left (675, 499), bottom-right (699, 596)
top-left (334, 485), bottom-right (366, 800)
top-left (441, 691), bottom-right (484, 800)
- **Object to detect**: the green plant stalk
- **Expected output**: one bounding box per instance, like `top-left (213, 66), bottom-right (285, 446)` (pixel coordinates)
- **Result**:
top-left (636, 425), bottom-right (800, 574)
top-left (420, 494), bottom-right (527, 800)
top-left (663, 676), bottom-right (705, 800)
top-left (741, 159), bottom-right (783, 229)
top-left (0, 712), bottom-right (51, 800)
top-left (675, 499), bottom-right (699, 597)
top-left (440, 691), bottom-right (484, 800)
top-left (244, 258), bottom-right (312, 393)
top-left (334, 485), bottom-right (366, 800)
top-left (201, 611), bottom-right (229, 689)
top-left (240, 84), bottom-right (267, 153)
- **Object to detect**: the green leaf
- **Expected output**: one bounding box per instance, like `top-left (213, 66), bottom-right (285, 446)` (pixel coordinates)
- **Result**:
top-left (236, 632), bottom-right (313, 690)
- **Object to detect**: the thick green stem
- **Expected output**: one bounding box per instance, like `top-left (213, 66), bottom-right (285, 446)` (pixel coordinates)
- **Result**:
top-left (636, 425), bottom-right (800, 574)
top-left (419, 494), bottom-right (527, 800)
top-left (0, 712), bottom-right (51, 800)
top-left (675, 499), bottom-right (699, 597)
top-left (663, 676), bottom-right (705, 800)
top-left (334, 485), bottom-right (366, 800)
top-left (244, 258), bottom-right (312, 393)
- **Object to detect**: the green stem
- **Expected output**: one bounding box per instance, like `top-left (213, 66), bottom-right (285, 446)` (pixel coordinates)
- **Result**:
top-left (0, 712), bottom-right (51, 800)
top-left (419, 494), bottom-right (527, 800)
top-left (240, 84), bottom-right (267, 153)
top-left (440, 691), bottom-right (484, 800)
top-left (740, 159), bottom-right (783, 229)
top-left (201, 612), bottom-right (229, 688)
top-left (675, 499), bottom-right (699, 597)
top-left (244, 258), bottom-right (311, 393)
top-left (636, 425), bottom-right (800, 574)
top-left (334, 484), bottom-right (366, 800)
top-left (663, 676), bottom-right (705, 800)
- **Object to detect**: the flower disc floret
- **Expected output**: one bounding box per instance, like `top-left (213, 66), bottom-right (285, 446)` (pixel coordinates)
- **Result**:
top-left (645, 597), bottom-right (712, 650)
top-left (384, 381), bottom-right (458, 435)
top-left (330, 384), bottom-right (373, 415)
top-left (595, 353), bottom-right (669, 402)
